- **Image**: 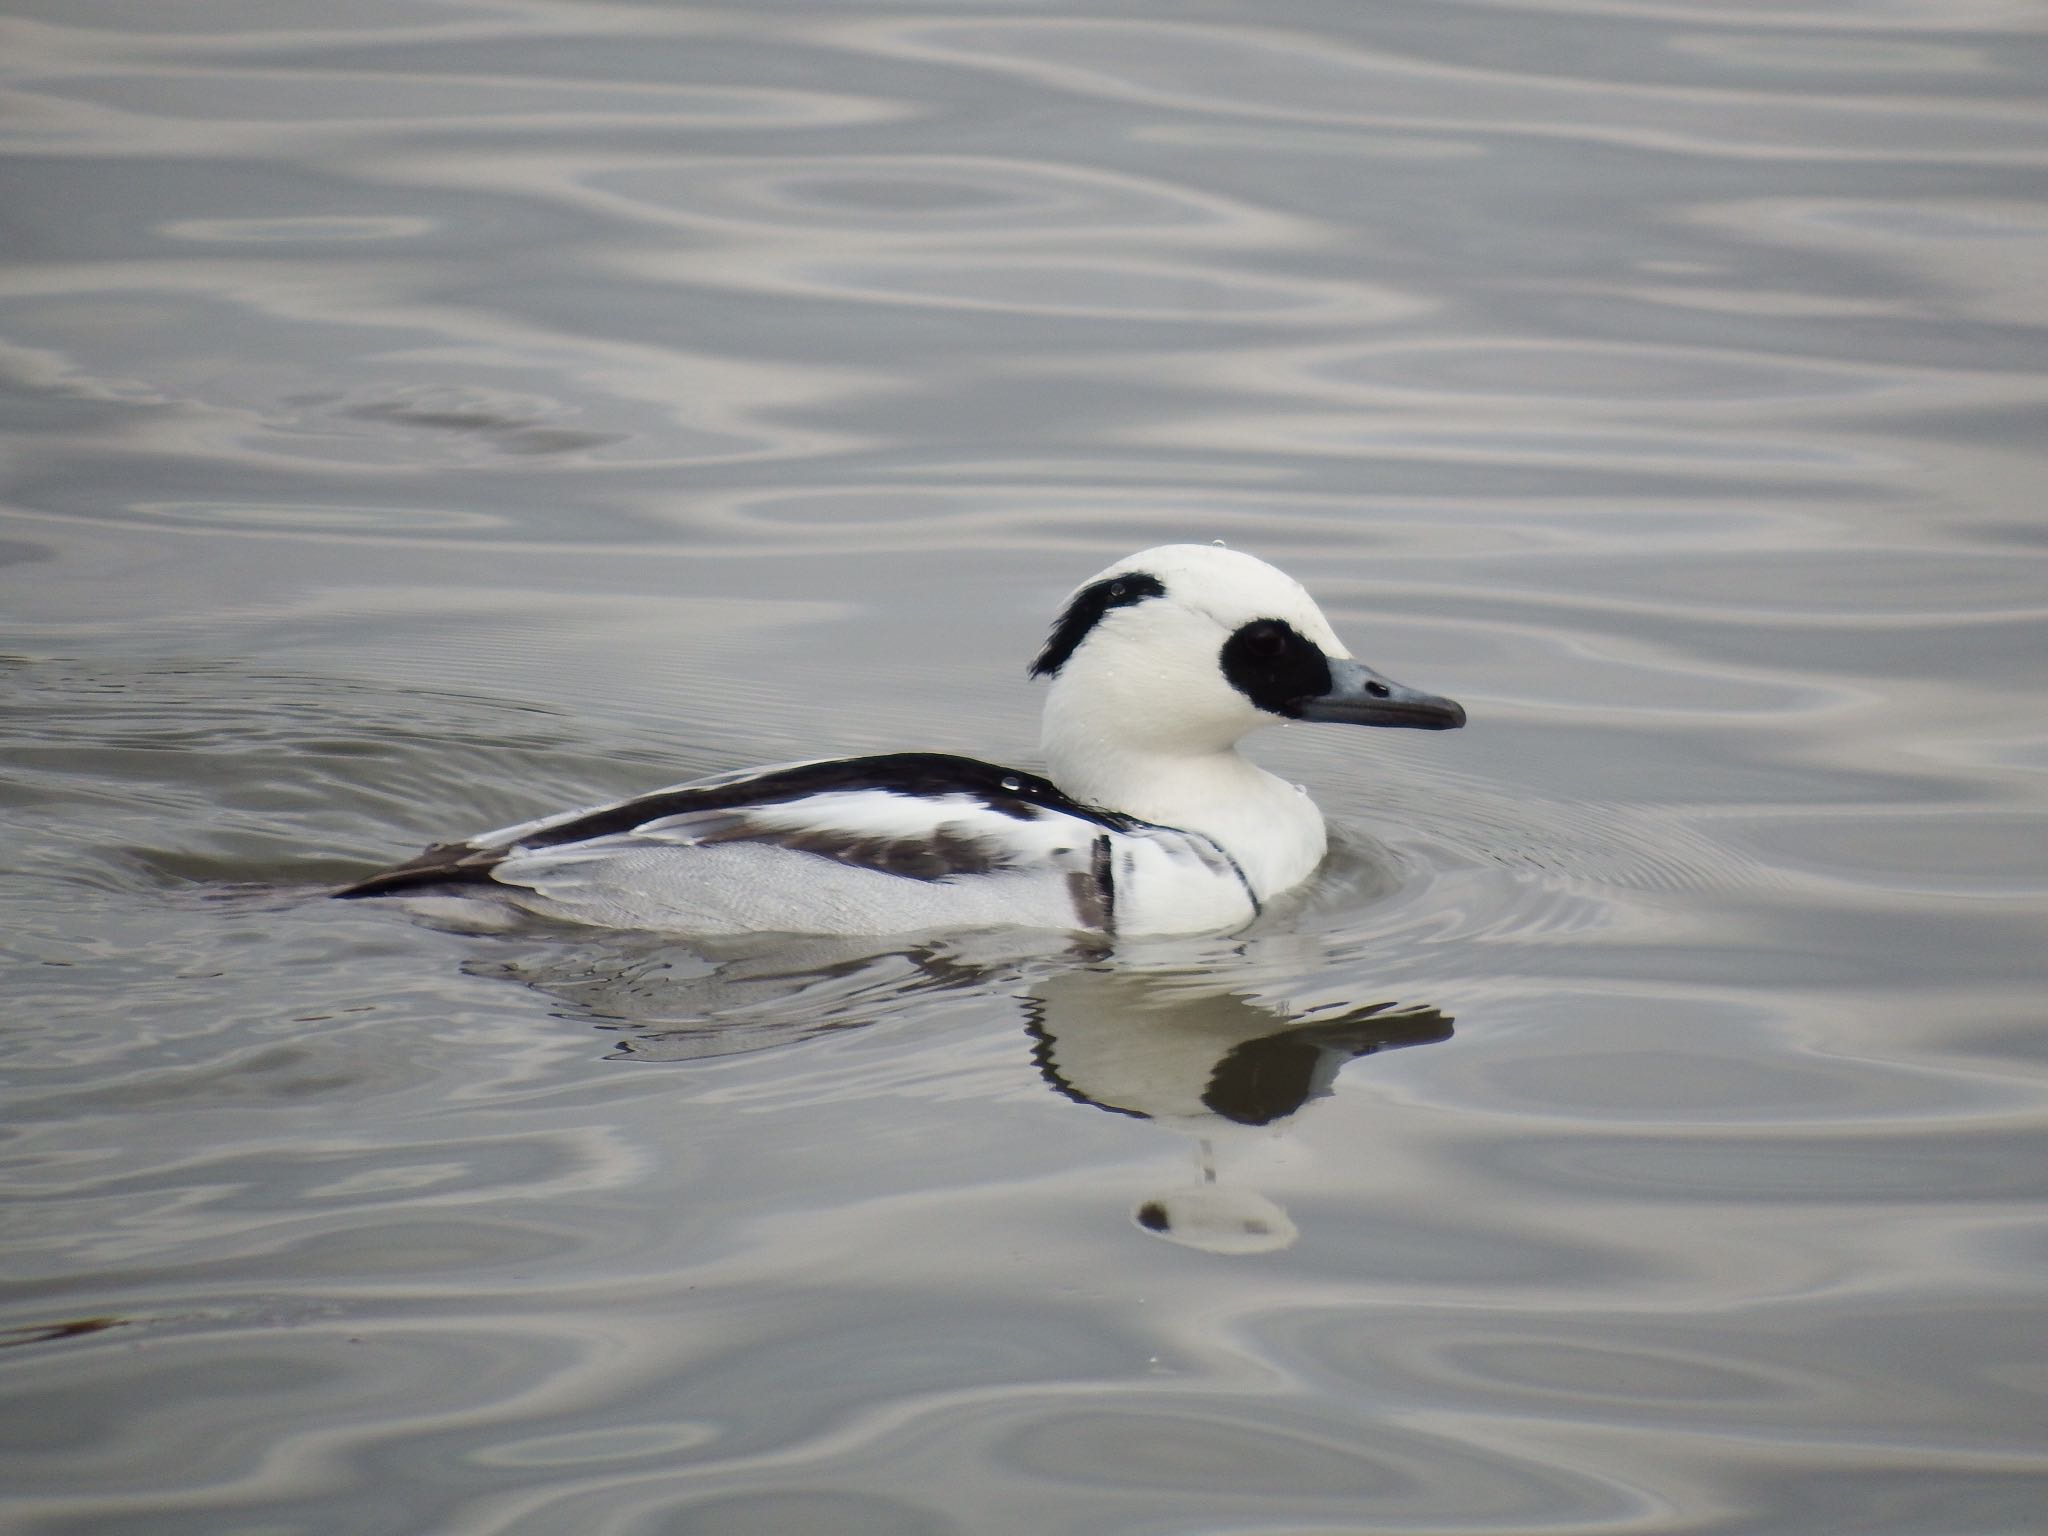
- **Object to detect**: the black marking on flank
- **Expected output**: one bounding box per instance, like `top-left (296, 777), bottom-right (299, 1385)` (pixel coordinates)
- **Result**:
top-left (1065, 832), bottom-right (1115, 933)
top-left (1218, 619), bottom-right (1333, 718)
top-left (1093, 833), bottom-right (1115, 936)
top-left (691, 814), bottom-right (1006, 882)
top-left (1229, 847), bottom-right (1263, 921)
top-left (1174, 830), bottom-right (1263, 922)
top-left (1030, 571), bottom-right (1166, 679)
top-left (335, 753), bottom-right (1141, 898)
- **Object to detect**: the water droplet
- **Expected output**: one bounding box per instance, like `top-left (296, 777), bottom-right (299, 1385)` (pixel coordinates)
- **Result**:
top-left (1108, 581), bottom-right (1125, 598)
top-left (1293, 782), bottom-right (1308, 795)
top-left (1212, 538), bottom-right (1228, 546)
top-left (999, 776), bottom-right (1022, 792)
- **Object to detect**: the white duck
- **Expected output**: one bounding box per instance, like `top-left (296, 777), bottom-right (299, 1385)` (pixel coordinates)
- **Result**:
top-left (336, 544), bottom-right (1464, 935)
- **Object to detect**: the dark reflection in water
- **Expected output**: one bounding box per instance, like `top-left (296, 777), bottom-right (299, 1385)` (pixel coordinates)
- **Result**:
top-left (1023, 968), bottom-right (1450, 1253)
top-left (475, 930), bottom-right (1085, 1063)
top-left (0, 1317), bottom-right (128, 1351)
top-left (487, 932), bottom-right (1454, 1253)
top-left (1024, 969), bottom-right (1450, 1130)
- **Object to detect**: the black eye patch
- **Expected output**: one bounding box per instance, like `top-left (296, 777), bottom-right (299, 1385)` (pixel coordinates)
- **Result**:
top-left (1219, 619), bottom-right (1332, 715)
top-left (1030, 571), bottom-right (1167, 678)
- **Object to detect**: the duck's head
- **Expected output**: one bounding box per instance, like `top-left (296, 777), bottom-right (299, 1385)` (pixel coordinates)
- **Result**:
top-left (1032, 544), bottom-right (1465, 761)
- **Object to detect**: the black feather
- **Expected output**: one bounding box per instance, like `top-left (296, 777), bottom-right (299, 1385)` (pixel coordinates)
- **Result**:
top-left (334, 753), bottom-right (1138, 898)
top-left (1029, 572), bottom-right (1166, 679)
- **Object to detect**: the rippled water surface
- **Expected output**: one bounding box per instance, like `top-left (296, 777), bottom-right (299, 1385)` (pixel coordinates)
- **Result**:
top-left (5, 1), bottom-right (2047, 1531)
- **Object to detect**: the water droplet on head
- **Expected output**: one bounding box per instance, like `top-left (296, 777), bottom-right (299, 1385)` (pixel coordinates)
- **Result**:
top-left (999, 776), bottom-right (1022, 792)
top-left (1212, 538), bottom-right (1227, 547)
top-left (1108, 582), bottom-right (1125, 598)
top-left (1293, 782), bottom-right (1308, 795)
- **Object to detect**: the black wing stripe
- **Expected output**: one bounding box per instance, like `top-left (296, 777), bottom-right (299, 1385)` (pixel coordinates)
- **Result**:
top-left (514, 753), bottom-right (1133, 849)
top-left (336, 752), bottom-right (1139, 899)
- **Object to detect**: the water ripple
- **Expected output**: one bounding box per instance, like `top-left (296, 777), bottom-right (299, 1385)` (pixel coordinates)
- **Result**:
top-left (843, 16), bottom-right (2048, 161)
top-left (26, 68), bottom-right (905, 134)
top-left (5, 1), bottom-right (2047, 1532)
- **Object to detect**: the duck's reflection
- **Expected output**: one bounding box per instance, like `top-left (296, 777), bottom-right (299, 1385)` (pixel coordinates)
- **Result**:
top-left (471, 928), bottom-right (1079, 1063)
top-left (1025, 967), bottom-right (1450, 1252)
top-left (474, 933), bottom-right (1451, 1253)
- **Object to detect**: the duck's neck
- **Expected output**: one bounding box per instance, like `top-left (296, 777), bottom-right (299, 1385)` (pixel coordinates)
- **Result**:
top-left (1043, 736), bottom-right (1328, 902)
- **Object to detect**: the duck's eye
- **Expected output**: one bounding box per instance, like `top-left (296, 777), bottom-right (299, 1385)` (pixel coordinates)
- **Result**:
top-left (1366, 679), bottom-right (1390, 698)
top-left (1220, 617), bottom-right (1333, 716)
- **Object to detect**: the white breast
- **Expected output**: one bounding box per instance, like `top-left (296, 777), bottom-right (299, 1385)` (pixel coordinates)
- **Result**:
top-left (1103, 829), bottom-right (1263, 936)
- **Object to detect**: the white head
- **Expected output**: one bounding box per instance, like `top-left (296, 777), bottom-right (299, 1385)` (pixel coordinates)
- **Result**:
top-left (1031, 544), bottom-right (1463, 784)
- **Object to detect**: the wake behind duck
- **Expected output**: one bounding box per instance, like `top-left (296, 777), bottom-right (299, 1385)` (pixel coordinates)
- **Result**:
top-left (336, 544), bottom-right (1465, 936)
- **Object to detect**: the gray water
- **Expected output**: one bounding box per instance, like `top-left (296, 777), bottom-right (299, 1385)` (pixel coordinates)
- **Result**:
top-left (5, 1), bottom-right (2047, 1531)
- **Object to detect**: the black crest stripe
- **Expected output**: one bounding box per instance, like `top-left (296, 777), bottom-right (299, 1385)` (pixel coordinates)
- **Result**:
top-left (1029, 572), bottom-right (1166, 679)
